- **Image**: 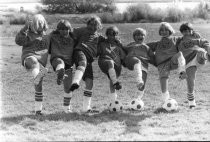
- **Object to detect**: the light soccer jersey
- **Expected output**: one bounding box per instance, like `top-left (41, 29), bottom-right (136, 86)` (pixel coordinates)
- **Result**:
top-left (73, 27), bottom-right (104, 61)
top-left (49, 31), bottom-right (75, 66)
top-left (177, 36), bottom-right (210, 63)
top-left (98, 40), bottom-right (126, 67)
top-left (147, 36), bottom-right (181, 65)
top-left (125, 42), bottom-right (152, 69)
top-left (15, 28), bottom-right (50, 66)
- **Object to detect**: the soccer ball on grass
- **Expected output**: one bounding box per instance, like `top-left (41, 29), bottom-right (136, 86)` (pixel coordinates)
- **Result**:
top-left (129, 99), bottom-right (144, 111)
top-left (109, 100), bottom-right (123, 112)
top-left (162, 98), bottom-right (178, 112)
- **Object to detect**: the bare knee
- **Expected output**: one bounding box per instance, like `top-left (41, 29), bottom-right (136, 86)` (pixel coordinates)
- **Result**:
top-left (107, 60), bottom-right (114, 69)
top-left (24, 56), bottom-right (39, 70)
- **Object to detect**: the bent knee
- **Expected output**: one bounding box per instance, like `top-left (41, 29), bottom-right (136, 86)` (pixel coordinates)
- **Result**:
top-left (24, 56), bottom-right (39, 69)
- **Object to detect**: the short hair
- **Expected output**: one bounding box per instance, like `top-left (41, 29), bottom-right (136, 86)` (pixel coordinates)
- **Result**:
top-left (30, 14), bottom-right (48, 33)
top-left (106, 26), bottom-right (119, 36)
top-left (57, 20), bottom-right (72, 32)
top-left (179, 22), bottom-right (194, 33)
top-left (159, 22), bottom-right (175, 35)
top-left (87, 15), bottom-right (102, 30)
top-left (133, 28), bottom-right (147, 38)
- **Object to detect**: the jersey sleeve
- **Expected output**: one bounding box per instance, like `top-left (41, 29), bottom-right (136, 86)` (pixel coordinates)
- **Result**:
top-left (146, 41), bottom-right (158, 52)
top-left (15, 27), bottom-right (29, 46)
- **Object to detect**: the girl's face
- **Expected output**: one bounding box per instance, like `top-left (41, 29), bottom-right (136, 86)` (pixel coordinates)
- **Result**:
top-left (134, 33), bottom-right (145, 43)
top-left (59, 29), bottom-right (69, 37)
top-left (107, 30), bottom-right (118, 42)
top-left (87, 20), bottom-right (99, 32)
top-left (160, 27), bottom-right (170, 37)
top-left (181, 29), bottom-right (193, 37)
top-left (36, 22), bottom-right (45, 34)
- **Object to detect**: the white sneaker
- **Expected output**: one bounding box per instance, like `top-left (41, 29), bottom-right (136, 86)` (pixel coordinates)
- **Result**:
top-left (63, 106), bottom-right (73, 113)
top-left (34, 67), bottom-right (48, 85)
top-left (189, 100), bottom-right (196, 109)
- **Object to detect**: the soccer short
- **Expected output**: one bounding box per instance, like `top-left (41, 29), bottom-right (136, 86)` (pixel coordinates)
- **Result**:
top-left (158, 55), bottom-right (179, 78)
top-left (98, 59), bottom-right (122, 78)
top-left (186, 52), bottom-right (207, 69)
top-left (51, 57), bottom-right (72, 71)
top-left (124, 56), bottom-right (148, 73)
top-left (82, 62), bottom-right (93, 81)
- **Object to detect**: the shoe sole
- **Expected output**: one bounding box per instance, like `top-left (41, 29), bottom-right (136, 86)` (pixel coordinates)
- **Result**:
top-left (70, 83), bottom-right (79, 91)
top-left (34, 68), bottom-right (48, 85)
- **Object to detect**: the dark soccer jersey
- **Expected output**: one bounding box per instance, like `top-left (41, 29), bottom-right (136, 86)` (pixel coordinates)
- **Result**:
top-left (125, 42), bottom-right (151, 61)
top-left (49, 31), bottom-right (75, 66)
top-left (15, 27), bottom-right (50, 66)
top-left (73, 27), bottom-right (104, 61)
top-left (98, 40), bottom-right (126, 67)
top-left (147, 36), bottom-right (181, 65)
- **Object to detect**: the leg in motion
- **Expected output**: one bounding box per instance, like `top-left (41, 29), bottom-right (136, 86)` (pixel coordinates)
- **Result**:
top-left (186, 66), bottom-right (197, 109)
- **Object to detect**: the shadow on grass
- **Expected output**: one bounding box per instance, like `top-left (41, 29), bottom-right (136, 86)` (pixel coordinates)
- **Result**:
top-left (1, 109), bottom-right (152, 134)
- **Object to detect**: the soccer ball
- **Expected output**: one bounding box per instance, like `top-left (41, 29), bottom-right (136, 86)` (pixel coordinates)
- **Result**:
top-left (162, 98), bottom-right (178, 112)
top-left (129, 99), bottom-right (144, 111)
top-left (109, 100), bottom-right (123, 112)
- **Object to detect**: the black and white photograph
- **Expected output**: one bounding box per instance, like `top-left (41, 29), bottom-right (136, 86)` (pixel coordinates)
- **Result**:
top-left (0, 0), bottom-right (210, 141)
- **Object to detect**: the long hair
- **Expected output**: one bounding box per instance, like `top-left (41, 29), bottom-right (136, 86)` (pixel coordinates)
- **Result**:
top-left (159, 22), bottom-right (175, 35)
top-left (29, 14), bottom-right (48, 34)
top-left (87, 15), bottom-right (102, 30)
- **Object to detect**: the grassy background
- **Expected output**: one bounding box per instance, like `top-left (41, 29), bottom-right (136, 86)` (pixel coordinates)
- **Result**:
top-left (0, 23), bottom-right (210, 141)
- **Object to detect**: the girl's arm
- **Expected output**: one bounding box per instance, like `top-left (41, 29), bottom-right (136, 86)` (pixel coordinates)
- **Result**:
top-left (146, 41), bottom-right (158, 52)
top-left (148, 46), bottom-right (157, 67)
top-left (15, 23), bottom-right (30, 46)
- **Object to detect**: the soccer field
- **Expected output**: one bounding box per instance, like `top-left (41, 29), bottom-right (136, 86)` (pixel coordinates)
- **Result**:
top-left (0, 23), bottom-right (210, 141)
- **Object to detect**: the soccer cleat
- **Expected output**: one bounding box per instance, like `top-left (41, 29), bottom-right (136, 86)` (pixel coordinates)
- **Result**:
top-left (35, 110), bottom-right (43, 116)
top-left (113, 82), bottom-right (122, 90)
top-left (69, 83), bottom-right (80, 92)
top-left (63, 107), bottom-right (73, 113)
top-left (179, 71), bottom-right (187, 80)
top-left (85, 109), bottom-right (100, 113)
top-left (34, 67), bottom-right (48, 85)
top-left (189, 100), bottom-right (196, 109)
top-left (57, 68), bottom-right (65, 85)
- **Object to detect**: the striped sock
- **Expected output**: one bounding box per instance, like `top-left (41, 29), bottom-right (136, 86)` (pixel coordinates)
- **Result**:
top-left (35, 92), bottom-right (43, 111)
top-left (187, 92), bottom-right (195, 101)
top-left (83, 89), bottom-right (92, 111)
top-left (63, 97), bottom-right (71, 106)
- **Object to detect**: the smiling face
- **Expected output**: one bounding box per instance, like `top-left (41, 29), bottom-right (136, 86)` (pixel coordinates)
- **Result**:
top-left (107, 30), bottom-right (118, 42)
top-left (159, 27), bottom-right (170, 37)
top-left (181, 29), bottom-right (193, 37)
top-left (133, 33), bottom-right (145, 44)
top-left (87, 20), bottom-right (99, 33)
top-left (59, 29), bottom-right (69, 37)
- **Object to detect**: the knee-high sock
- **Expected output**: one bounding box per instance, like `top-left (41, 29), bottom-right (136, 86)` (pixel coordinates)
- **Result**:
top-left (137, 90), bottom-right (144, 100)
top-left (110, 92), bottom-right (117, 103)
top-left (187, 92), bottom-right (195, 101)
top-left (31, 68), bottom-right (39, 79)
top-left (35, 92), bottom-right (43, 111)
top-left (108, 68), bottom-right (117, 84)
top-left (72, 66), bottom-right (85, 85)
top-left (63, 92), bottom-right (73, 110)
top-left (178, 52), bottom-right (186, 73)
top-left (83, 89), bottom-right (92, 111)
top-left (134, 63), bottom-right (143, 83)
top-left (161, 91), bottom-right (170, 102)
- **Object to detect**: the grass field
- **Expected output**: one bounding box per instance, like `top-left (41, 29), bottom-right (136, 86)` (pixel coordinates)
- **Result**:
top-left (0, 23), bottom-right (210, 141)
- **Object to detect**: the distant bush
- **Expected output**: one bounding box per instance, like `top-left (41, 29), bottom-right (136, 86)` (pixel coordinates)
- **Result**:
top-left (9, 13), bottom-right (32, 25)
top-left (99, 2), bottom-right (210, 23)
top-left (41, 0), bottom-right (115, 14)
